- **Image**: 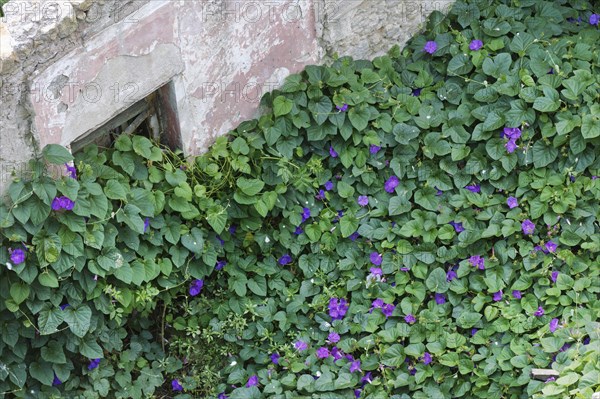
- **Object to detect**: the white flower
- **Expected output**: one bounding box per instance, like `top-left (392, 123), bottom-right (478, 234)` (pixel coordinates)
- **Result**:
top-left (6, 262), bottom-right (12, 271)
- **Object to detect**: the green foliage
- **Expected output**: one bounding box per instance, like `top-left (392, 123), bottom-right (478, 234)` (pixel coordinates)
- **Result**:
top-left (1, 0), bottom-right (600, 398)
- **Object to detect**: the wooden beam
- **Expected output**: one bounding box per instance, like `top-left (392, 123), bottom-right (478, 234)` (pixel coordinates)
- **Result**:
top-left (531, 368), bottom-right (559, 380)
top-left (70, 99), bottom-right (148, 152)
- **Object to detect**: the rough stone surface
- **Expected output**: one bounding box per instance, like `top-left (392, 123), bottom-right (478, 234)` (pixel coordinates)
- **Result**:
top-left (317, 0), bottom-right (455, 60)
top-left (0, 0), bottom-right (456, 197)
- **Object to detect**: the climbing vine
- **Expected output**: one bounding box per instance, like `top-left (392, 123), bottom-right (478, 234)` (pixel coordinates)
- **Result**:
top-left (1, 0), bottom-right (599, 398)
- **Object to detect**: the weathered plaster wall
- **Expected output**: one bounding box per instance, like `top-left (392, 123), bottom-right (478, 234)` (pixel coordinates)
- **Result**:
top-left (0, 0), bottom-right (150, 194)
top-left (0, 0), bottom-right (455, 196)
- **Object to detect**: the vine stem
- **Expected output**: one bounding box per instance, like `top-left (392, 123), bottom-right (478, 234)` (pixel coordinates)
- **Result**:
top-left (18, 309), bottom-right (40, 334)
top-left (161, 302), bottom-right (167, 353)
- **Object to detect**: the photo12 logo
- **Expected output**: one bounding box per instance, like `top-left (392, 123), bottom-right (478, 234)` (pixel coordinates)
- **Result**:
top-left (0, 1), bottom-right (142, 24)
top-left (200, 80), bottom-right (282, 104)
top-left (199, 1), bottom-right (307, 24)
top-left (26, 81), bottom-right (140, 105)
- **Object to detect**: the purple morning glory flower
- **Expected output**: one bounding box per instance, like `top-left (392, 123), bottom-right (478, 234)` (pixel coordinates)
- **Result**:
top-left (423, 41), bottom-right (437, 54)
top-left (324, 181), bottom-right (334, 191)
top-left (411, 88), bottom-right (422, 96)
top-left (449, 221), bottom-right (464, 233)
top-left (60, 197), bottom-right (75, 210)
top-left (545, 377), bottom-right (556, 383)
top-left (371, 298), bottom-right (384, 310)
top-left (189, 279), bottom-right (204, 296)
top-left (545, 241), bottom-right (557, 253)
top-left (369, 145), bottom-right (381, 154)
top-left (590, 13), bottom-right (599, 25)
top-left (301, 207), bottom-right (311, 223)
top-left (316, 189), bottom-right (326, 201)
top-left (551, 271), bottom-right (559, 283)
top-left (469, 255), bottom-right (485, 270)
top-left (9, 248), bottom-right (26, 265)
top-left (51, 198), bottom-right (60, 211)
top-left (369, 267), bottom-right (382, 276)
top-left (533, 245), bottom-right (546, 253)
top-left (295, 340), bottom-right (308, 351)
top-left (52, 373), bottom-right (62, 386)
top-left (143, 218), bottom-right (151, 233)
top-left (465, 184), bottom-right (480, 193)
top-left (59, 304), bottom-right (70, 310)
top-left (384, 176), bottom-right (399, 193)
top-left (350, 360), bottom-right (361, 373)
top-left (278, 254), bottom-right (292, 265)
top-left (218, 393), bottom-right (228, 399)
top-left (331, 347), bottom-right (343, 361)
top-left (435, 187), bottom-right (443, 196)
top-left (507, 196), bottom-right (518, 209)
top-left (294, 226), bottom-right (303, 235)
top-left (469, 39), bottom-right (483, 51)
top-left (328, 298), bottom-right (349, 320)
top-left (549, 318), bottom-right (559, 333)
top-left (471, 328), bottom-right (478, 336)
top-left (328, 332), bottom-right (340, 343)
top-left (584, 337), bottom-right (590, 345)
top-left (502, 127), bottom-right (522, 139)
top-left (404, 314), bottom-right (416, 324)
top-left (336, 103), bottom-right (349, 112)
top-left (422, 352), bottom-right (432, 365)
top-left (246, 375), bottom-right (259, 388)
top-left (215, 260), bottom-right (227, 271)
top-left (316, 347), bottom-right (330, 359)
top-left (270, 353), bottom-right (280, 364)
top-left (382, 303), bottom-right (395, 318)
top-left (357, 195), bottom-right (369, 207)
top-left (88, 358), bottom-right (101, 370)
top-left (446, 266), bottom-right (458, 281)
top-left (52, 196), bottom-right (75, 211)
top-left (349, 232), bottom-right (360, 241)
top-left (65, 163), bottom-right (77, 179)
top-left (505, 138), bottom-right (518, 153)
top-left (522, 219), bottom-right (535, 235)
top-left (228, 225), bottom-right (237, 234)
top-left (560, 343), bottom-right (571, 352)
top-left (172, 379), bottom-right (183, 391)
top-left (512, 290), bottom-right (522, 299)
top-left (361, 372), bottom-right (373, 386)
top-left (492, 290), bottom-right (503, 302)
top-left (534, 306), bottom-right (544, 317)
top-left (434, 293), bottom-right (446, 304)
top-left (370, 252), bottom-right (383, 266)
top-left (354, 389), bottom-right (362, 398)
top-left (329, 146), bottom-right (339, 158)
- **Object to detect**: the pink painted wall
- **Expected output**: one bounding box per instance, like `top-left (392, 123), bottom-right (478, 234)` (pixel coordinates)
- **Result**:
top-left (29, 0), bottom-right (322, 154)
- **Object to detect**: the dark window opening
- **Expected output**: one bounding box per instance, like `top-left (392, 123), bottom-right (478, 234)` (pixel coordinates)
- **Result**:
top-left (71, 80), bottom-right (181, 153)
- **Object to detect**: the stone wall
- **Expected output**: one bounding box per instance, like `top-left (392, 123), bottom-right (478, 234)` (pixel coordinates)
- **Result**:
top-left (0, 0), bottom-right (455, 196)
